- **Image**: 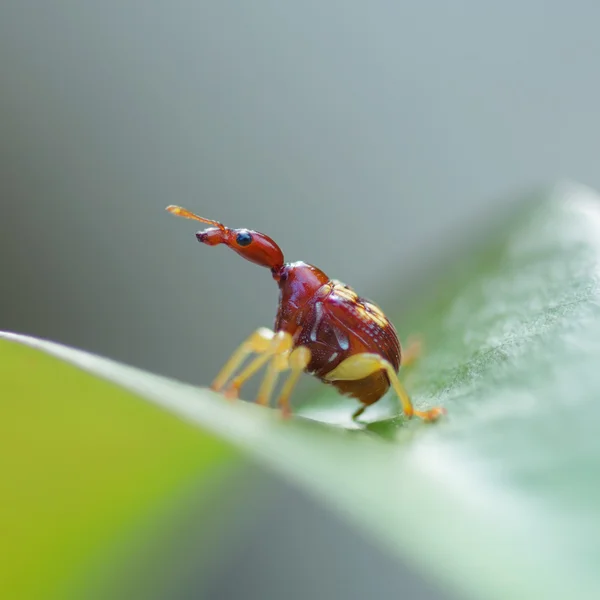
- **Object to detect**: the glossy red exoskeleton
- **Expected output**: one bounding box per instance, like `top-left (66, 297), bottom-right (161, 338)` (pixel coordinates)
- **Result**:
top-left (167, 205), bottom-right (445, 422)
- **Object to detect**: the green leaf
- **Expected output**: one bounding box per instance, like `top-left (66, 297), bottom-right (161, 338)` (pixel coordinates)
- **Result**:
top-left (0, 339), bottom-right (239, 599)
top-left (3, 182), bottom-right (600, 599)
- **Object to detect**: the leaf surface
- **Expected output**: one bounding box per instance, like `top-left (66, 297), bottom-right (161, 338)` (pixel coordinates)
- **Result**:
top-left (3, 183), bottom-right (600, 599)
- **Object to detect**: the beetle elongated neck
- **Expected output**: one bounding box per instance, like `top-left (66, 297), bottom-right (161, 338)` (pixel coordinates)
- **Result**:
top-left (274, 261), bottom-right (329, 331)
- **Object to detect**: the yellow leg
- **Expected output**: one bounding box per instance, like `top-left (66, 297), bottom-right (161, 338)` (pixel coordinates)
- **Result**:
top-left (226, 331), bottom-right (293, 399)
top-left (211, 328), bottom-right (311, 417)
top-left (211, 327), bottom-right (274, 392)
top-left (402, 335), bottom-right (423, 368)
top-left (324, 353), bottom-right (445, 422)
top-left (277, 346), bottom-right (311, 418)
top-left (255, 345), bottom-right (311, 417)
top-left (256, 353), bottom-right (288, 407)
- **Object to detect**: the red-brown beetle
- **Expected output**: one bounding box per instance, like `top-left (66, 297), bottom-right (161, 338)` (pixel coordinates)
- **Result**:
top-left (167, 205), bottom-right (445, 422)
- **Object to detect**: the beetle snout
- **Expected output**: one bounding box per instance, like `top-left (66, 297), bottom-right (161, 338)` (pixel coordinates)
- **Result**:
top-left (196, 227), bottom-right (223, 246)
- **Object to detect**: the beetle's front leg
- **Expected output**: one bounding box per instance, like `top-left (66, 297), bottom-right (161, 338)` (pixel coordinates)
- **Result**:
top-left (253, 344), bottom-right (310, 413)
top-left (277, 346), bottom-right (311, 418)
top-left (211, 327), bottom-right (275, 393)
top-left (218, 331), bottom-right (310, 418)
top-left (223, 330), bottom-right (292, 399)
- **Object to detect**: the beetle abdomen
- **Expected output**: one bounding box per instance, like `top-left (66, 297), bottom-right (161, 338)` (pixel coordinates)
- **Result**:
top-left (330, 371), bottom-right (392, 406)
top-left (292, 280), bottom-right (401, 405)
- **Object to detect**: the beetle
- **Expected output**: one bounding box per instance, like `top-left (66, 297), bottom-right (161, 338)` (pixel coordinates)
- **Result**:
top-left (166, 205), bottom-right (445, 422)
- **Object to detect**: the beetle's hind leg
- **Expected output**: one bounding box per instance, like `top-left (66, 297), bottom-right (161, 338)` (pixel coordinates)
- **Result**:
top-left (401, 335), bottom-right (423, 368)
top-left (324, 353), bottom-right (445, 422)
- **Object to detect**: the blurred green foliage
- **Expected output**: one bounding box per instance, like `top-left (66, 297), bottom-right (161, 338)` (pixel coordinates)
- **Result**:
top-left (0, 341), bottom-right (237, 599)
top-left (3, 184), bottom-right (600, 599)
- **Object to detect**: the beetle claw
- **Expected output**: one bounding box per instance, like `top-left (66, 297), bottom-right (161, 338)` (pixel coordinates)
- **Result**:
top-left (415, 406), bottom-right (446, 422)
top-left (223, 384), bottom-right (240, 400)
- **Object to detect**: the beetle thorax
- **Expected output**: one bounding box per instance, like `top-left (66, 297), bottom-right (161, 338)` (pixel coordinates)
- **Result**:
top-left (274, 261), bottom-right (329, 333)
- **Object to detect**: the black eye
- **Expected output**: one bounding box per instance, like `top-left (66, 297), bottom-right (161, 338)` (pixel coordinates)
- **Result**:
top-left (236, 231), bottom-right (253, 246)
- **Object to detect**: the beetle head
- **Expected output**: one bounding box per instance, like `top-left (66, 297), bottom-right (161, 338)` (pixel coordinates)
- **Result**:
top-left (167, 205), bottom-right (285, 271)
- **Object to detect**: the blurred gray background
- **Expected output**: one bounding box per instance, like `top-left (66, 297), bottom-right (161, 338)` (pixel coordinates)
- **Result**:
top-left (2, 2), bottom-right (599, 385)
top-left (1, 2), bottom-right (599, 599)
